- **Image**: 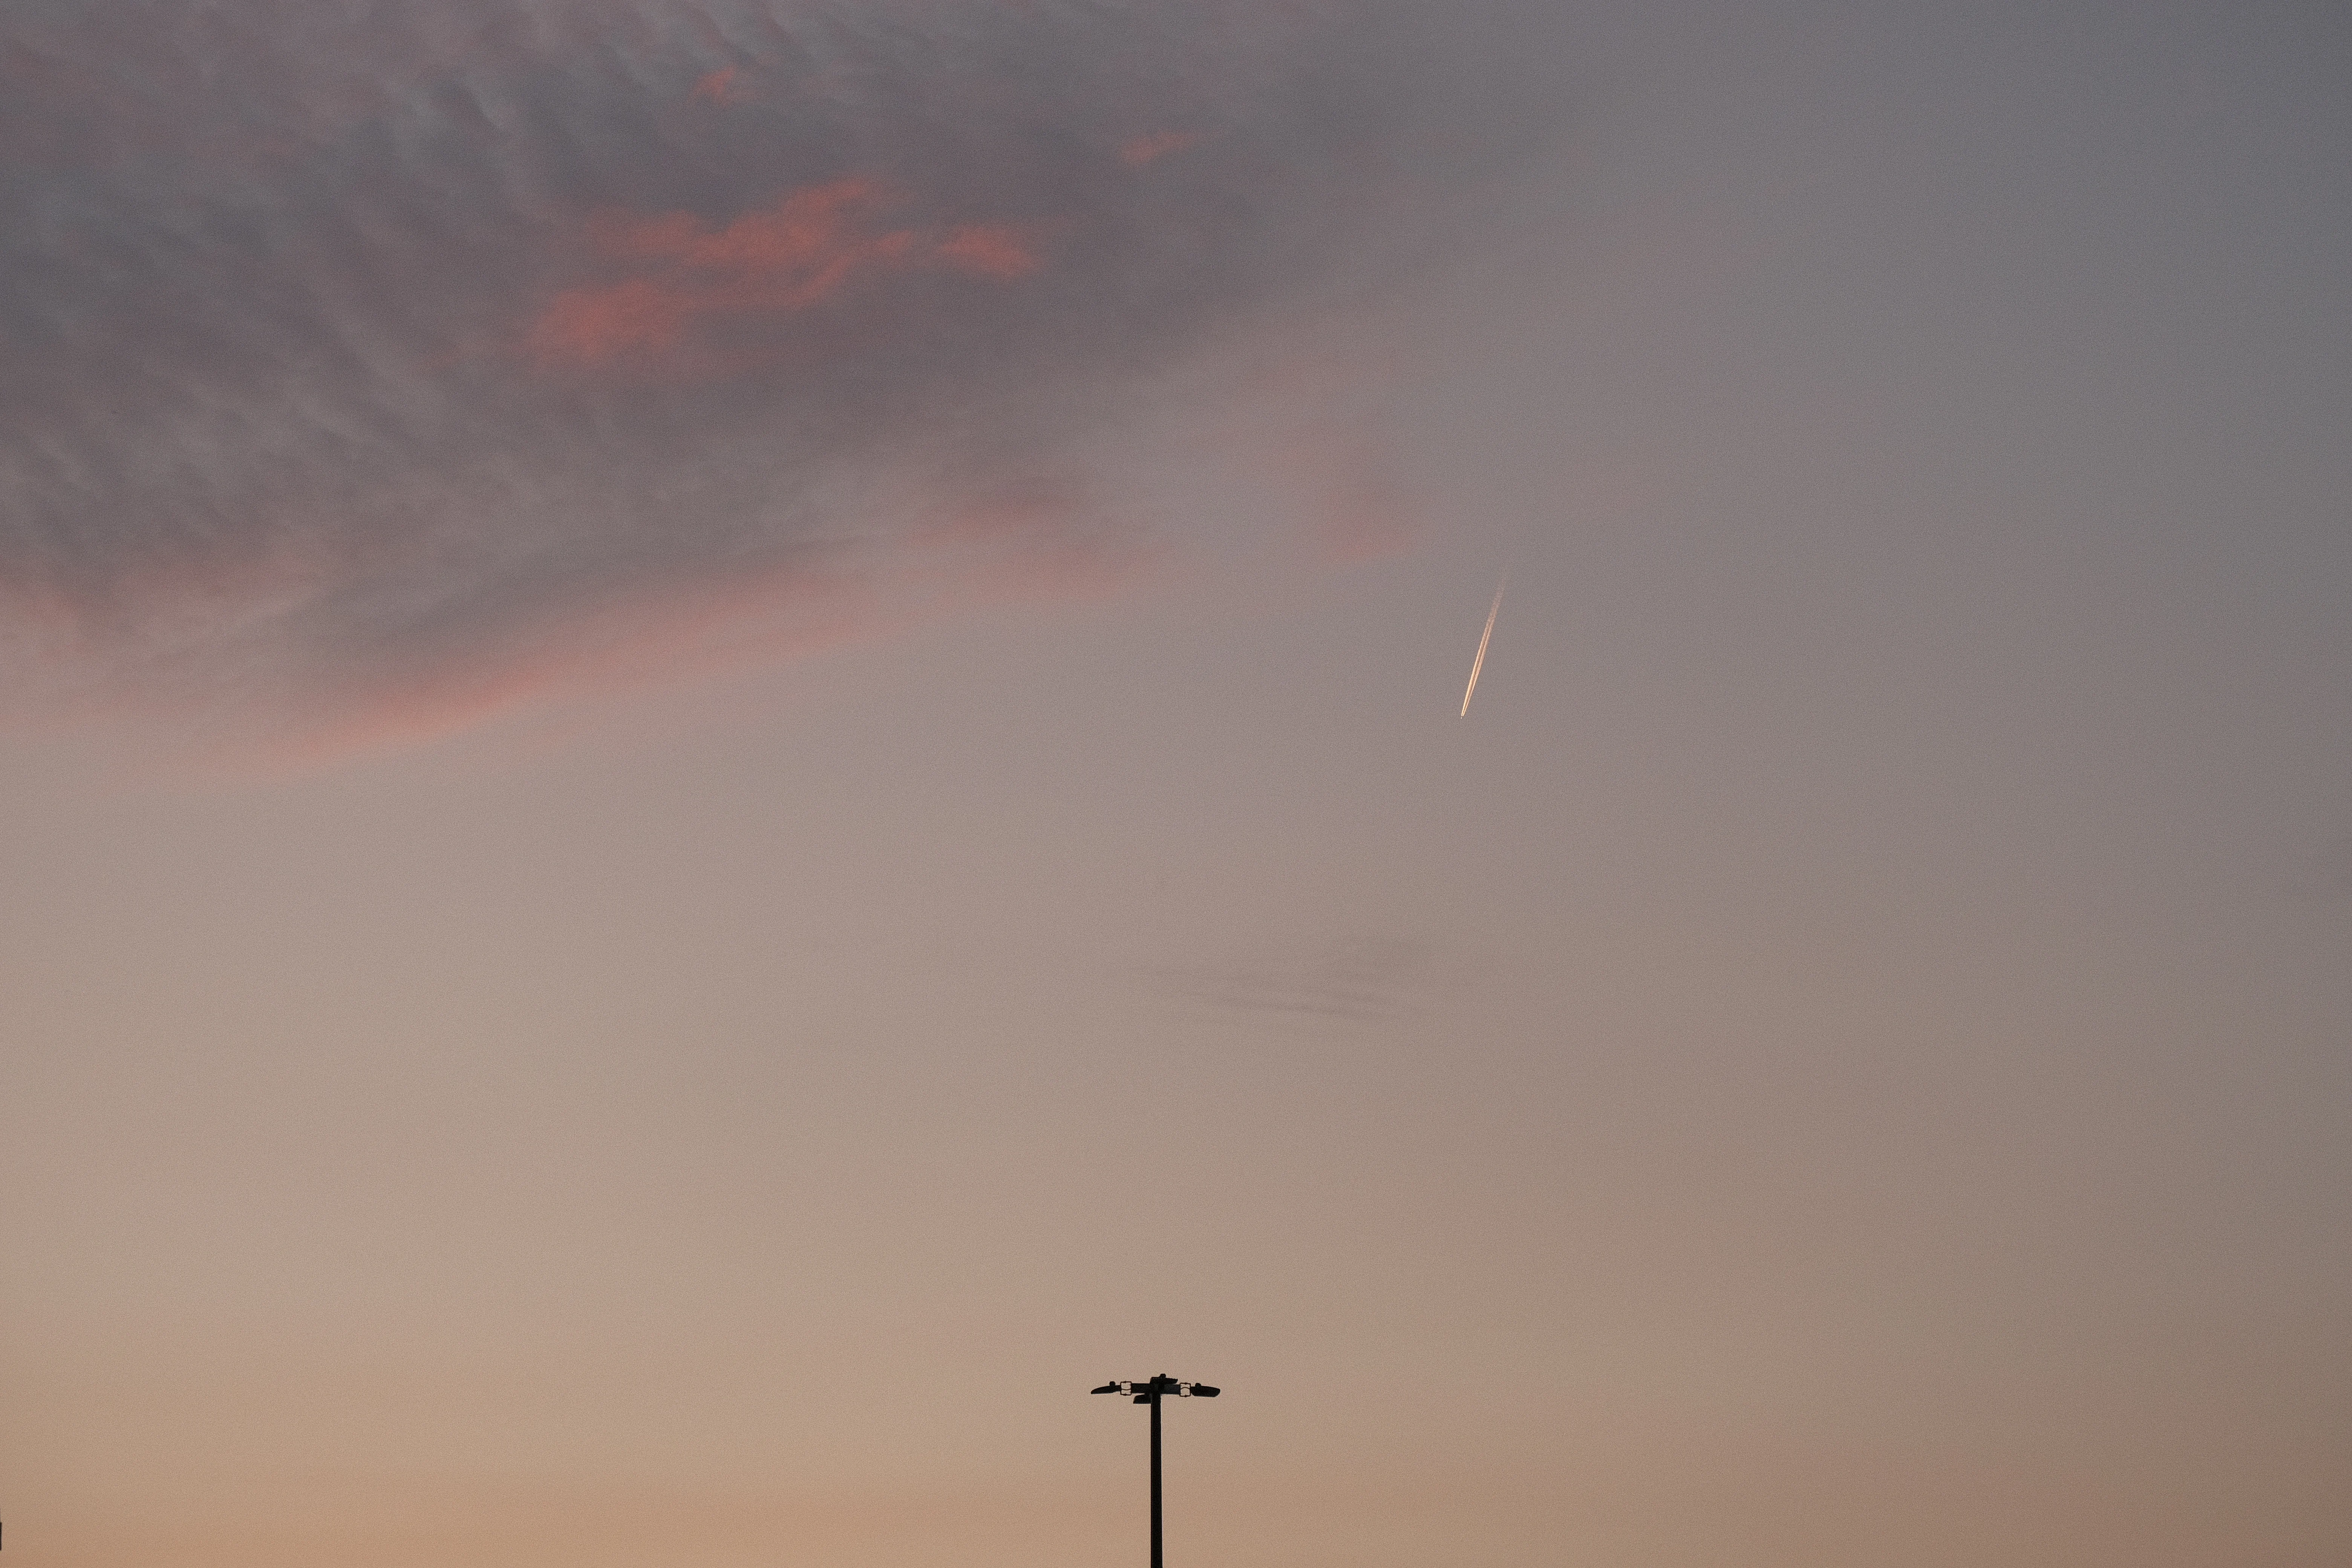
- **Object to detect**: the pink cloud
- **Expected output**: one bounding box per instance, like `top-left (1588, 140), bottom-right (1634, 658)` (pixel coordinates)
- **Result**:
top-left (690, 66), bottom-right (748, 105)
top-left (528, 180), bottom-right (1048, 369)
top-left (1120, 129), bottom-right (1202, 166)
top-left (0, 0), bottom-right (1537, 758)
top-left (527, 276), bottom-right (695, 362)
top-left (1310, 452), bottom-right (1419, 563)
top-left (1223, 348), bottom-right (1421, 564)
top-left (933, 223), bottom-right (1043, 280)
top-left (266, 560), bottom-right (880, 766)
top-left (260, 516), bottom-right (1152, 767)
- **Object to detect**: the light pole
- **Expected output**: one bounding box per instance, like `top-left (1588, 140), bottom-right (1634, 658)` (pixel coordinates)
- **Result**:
top-left (1091, 1375), bottom-right (1219, 1568)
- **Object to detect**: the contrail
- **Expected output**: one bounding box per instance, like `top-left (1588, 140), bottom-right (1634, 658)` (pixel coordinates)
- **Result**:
top-left (1461, 576), bottom-right (1505, 715)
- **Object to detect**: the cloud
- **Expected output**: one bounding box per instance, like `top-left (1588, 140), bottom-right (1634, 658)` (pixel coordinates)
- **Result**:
top-left (1155, 936), bottom-right (1446, 1027)
top-left (1120, 130), bottom-right (1204, 167)
top-left (526, 179), bottom-right (1047, 369)
top-left (0, 0), bottom-right (1559, 751)
top-left (691, 66), bottom-right (750, 106)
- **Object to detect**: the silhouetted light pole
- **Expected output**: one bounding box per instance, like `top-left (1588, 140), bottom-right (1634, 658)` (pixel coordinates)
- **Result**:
top-left (1091, 1375), bottom-right (1219, 1568)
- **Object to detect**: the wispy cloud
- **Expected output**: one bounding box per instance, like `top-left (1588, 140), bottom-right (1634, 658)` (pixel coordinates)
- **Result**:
top-left (1155, 936), bottom-right (1448, 1027)
top-left (1119, 130), bottom-right (1204, 167)
top-left (527, 180), bottom-right (1048, 370)
top-left (0, 0), bottom-right (1556, 751)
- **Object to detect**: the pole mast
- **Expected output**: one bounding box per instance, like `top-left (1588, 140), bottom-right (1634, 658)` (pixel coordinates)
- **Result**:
top-left (1148, 1376), bottom-right (1163, 1568)
top-left (1090, 1372), bottom-right (1217, 1568)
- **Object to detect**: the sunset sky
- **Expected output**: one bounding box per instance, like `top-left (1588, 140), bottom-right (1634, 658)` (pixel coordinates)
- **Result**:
top-left (3, 2), bottom-right (2348, 1565)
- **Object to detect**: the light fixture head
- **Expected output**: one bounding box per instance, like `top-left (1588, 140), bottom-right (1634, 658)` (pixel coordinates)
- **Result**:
top-left (1091, 1375), bottom-right (1219, 1401)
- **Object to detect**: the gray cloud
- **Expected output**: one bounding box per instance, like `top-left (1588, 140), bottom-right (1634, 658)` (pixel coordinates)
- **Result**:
top-left (1154, 935), bottom-right (1449, 1027)
top-left (0, 0), bottom-right (1559, 745)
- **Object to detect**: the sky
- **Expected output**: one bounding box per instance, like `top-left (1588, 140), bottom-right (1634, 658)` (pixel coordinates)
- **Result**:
top-left (2, 2), bottom-right (2348, 1565)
